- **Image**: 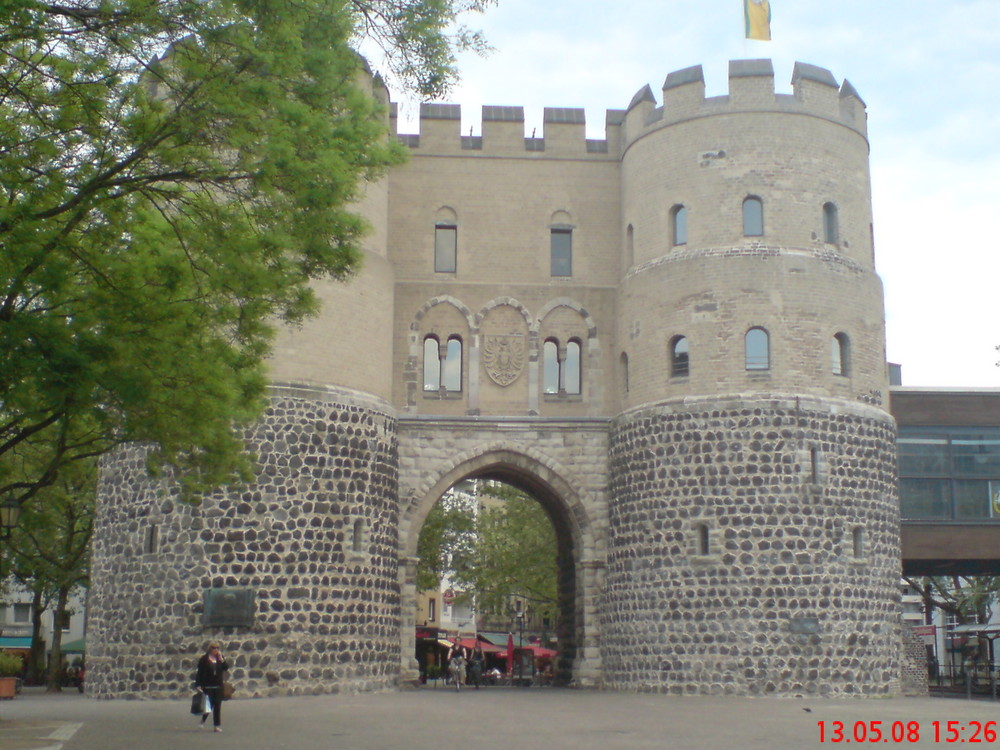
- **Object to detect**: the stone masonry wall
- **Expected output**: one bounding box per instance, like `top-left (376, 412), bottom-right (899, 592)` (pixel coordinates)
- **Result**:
top-left (604, 394), bottom-right (900, 696)
top-left (87, 385), bottom-right (400, 698)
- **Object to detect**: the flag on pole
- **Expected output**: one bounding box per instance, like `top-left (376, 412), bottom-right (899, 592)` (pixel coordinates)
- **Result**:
top-left (745, 0), bottom-right (772, 41)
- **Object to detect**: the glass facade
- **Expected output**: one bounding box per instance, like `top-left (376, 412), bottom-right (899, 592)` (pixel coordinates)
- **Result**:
top-left (898, 426), bottom-right (1000, 520)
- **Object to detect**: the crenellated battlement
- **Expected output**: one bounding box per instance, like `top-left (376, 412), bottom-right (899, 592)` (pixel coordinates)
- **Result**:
top-left (392, 59), bottom-right (866, 158)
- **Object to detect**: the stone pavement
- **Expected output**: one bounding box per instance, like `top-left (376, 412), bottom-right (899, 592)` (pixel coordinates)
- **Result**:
top-left (3, 685), bottom-right (1000, 750)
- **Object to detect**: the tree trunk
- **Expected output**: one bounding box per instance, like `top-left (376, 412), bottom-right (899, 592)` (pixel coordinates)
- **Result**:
top-left (28, 588), bottom-right (47, 685)
top-left (45, 586), bottom-right (69, 692)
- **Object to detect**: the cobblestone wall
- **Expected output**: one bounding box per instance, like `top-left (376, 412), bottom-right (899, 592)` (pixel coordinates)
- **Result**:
top-left (87, 385), bottom-right (400, 698)
top-left (900, 624), bottom-right (930, 696)
top-left (604, 394), bottom-right (900, 696)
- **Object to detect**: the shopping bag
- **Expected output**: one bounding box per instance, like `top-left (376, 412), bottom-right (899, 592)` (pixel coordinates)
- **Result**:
top-left (190, 693), bottom-right (201, 715)
top-left (202, 693), bottom-right (212, 715)
top-left (222, 682), bottom-right (235, 701)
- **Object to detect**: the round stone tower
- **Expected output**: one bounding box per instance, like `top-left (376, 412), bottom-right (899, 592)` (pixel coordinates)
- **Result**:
top-left (86, 75), bottom-right (401, 698)
top-left (605, 60), bottom-right (900, 696)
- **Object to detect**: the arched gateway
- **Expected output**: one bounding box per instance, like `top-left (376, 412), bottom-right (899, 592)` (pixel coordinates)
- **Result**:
top-left (88, 61), bottom-right (902, 698)
top-left (395, 422), bottom-right (609, 687)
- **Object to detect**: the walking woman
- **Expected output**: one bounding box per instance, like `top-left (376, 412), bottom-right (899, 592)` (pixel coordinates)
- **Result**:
top-left (195, 642), bottom-right (229, 732)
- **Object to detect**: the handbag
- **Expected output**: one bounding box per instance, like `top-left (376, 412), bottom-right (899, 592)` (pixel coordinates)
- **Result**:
top-left (222, 681), bottom-right (235, 701)
top-left (190, 693), bottom-right (202, 715)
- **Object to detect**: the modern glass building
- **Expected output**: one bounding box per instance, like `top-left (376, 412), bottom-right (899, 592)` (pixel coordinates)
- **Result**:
top-left (899, 426), bottom-right (1000, 520)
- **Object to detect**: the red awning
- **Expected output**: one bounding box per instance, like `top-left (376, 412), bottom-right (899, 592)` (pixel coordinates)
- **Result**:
top-left (457, 638), bottom-right (504, 653)
top-left (525, 645), bottom-right (557, 658)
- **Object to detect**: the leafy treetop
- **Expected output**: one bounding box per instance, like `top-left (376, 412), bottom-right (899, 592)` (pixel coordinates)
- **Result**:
top-left (0, 0), bottom-right (492, 504)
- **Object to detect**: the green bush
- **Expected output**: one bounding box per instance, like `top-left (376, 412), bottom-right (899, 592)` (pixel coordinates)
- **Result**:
top-left (0, 651), bottom-right (23, 677)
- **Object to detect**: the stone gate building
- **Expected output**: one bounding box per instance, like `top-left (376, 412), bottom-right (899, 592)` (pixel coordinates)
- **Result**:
top-left (88, 59), bottom-right (902, 698)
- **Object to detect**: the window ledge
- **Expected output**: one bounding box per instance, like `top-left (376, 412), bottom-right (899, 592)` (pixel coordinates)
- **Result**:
top-left (543, 393), bottom-right (583, 403)
top-left (422, 390), bottom-right (463, 400)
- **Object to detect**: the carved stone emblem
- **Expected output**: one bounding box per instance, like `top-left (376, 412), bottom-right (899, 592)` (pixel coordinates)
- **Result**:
top-left (482, 333), bottom-right (525, 386)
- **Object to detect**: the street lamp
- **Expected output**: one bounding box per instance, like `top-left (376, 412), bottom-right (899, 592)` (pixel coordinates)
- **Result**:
top-left (0, 499), bottom-right (20, 542)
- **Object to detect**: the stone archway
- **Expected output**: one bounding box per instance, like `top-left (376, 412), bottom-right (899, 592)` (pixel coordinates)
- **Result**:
top-left (396, 422), bottom-right (609, 687)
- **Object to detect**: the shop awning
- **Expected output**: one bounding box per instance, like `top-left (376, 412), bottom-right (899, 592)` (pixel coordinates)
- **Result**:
top-left (0, 637), bottom-right (32, 651)
top-left (456, 638), bottom-right (504, 653)
top-left (61, 638), bottom-right (86, 653)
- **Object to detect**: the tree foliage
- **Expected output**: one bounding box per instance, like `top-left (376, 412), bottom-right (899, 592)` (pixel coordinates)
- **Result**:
top-left (417, 482), bottom-right (557, 623)
top-left (7, 458), bottom-right (94, 690)
top-left (905, 575), bottom-right (1000, 624)
top-left (416, 489), bottom-right (476, 591)
top-left (455, 484), bottom-right (557, 623)
top-left (0, 0), bottom-right (492, 505)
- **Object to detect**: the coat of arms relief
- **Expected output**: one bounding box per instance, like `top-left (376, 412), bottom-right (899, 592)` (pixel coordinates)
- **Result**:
top-left (481, 306), bottom-right (527, 387)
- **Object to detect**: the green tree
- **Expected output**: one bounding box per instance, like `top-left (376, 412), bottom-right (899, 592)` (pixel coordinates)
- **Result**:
top-left (905, 575), bottom-right (1000, 625)
top-left (452, 484), bottom-right (558, 624)
top-left (0, 0), bottom-right (493, 506)
top-left (416, 489), bottom-right (476, 592)
top-left (8, 459), bottom-right (94, 691)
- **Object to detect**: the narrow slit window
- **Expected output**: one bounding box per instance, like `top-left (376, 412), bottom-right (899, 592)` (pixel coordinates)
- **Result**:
top-left (352, 519), bottom-right (366, 553)
top-left (620, 352), bottom-right (629, 394)
top-left (670, 335), bottom-right (690, 377)
top-left (696, 524), bottom-right (710, 555)
top-left (832, 332), bottom-right (849, 376)
top-left (565, 340), bottom-right (581, 395)
top-left (145, 524), bottom-right (158, 554)
top-left (743, 196), bottom-right (764, 237)
top-left (543, 340), bottom-right (559, 394)
top-left (822, 203), bottom-right (839, 244)
top-left (423, 336), bottom-right (441, 391)
top-left (671, 205), bottom-right (688, 246)
top-left (745, 327), bottom-right (770, 371)
top-left (852, 526), bottom-right (866, 558)
top-left (443, 337), bottom-right (462, 392)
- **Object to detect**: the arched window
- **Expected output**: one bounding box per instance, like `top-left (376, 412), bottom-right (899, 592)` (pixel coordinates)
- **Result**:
top-left (671, 204), bottom-right (688, 246)
top-left (745, 327), bottom-right (770, 371)
top-left (743, 196), bottom-right (764, 237)
top-left (423, 335), bottom-right (462, 392)
top-left (443, 336), bottom-right (463, 391)
top-left (565, 339), bottom-right (581, 395)
top-left (423, 336), bottom-right (441, 391)
top-left (822, 202), bottom-right (839, 244)
top-left (670, 335), bottom-right (689, 377)
top-left (543, 338), bottom-right (582, 396)
top-left (543, 339), bottom-right (559, 394)
top-left (832, 332), bottom-right (849, 376)
top-left (626, 224), bottom-right (635, 268)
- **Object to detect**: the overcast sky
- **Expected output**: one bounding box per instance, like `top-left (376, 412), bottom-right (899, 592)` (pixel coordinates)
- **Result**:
top-left (383, 0), bottom-right (1000, 389)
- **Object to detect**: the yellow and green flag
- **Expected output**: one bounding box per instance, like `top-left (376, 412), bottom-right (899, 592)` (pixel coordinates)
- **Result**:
top-left (745, 0), bottom-right (772, 41)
